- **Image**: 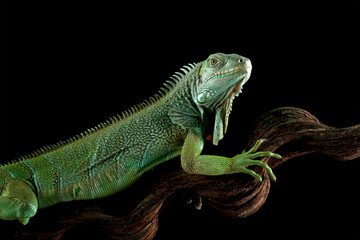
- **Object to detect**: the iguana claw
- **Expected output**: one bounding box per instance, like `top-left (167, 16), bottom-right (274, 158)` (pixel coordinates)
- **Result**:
top-left (232, 139), bottom-right (282, 182)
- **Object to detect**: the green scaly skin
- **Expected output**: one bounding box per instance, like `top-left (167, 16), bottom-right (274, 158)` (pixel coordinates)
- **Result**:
top-left (0, 53), bottom-right (281, 225)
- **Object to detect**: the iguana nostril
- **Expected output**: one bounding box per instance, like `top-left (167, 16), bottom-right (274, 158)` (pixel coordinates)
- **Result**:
top-left (239, 57), bottom-right (252, 69)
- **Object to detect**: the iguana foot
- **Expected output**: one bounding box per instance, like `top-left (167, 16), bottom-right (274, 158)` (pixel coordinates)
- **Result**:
top-left (231, 139), bottom-right (281, 182)
top-left (0, 173), bottom-right (38, 225)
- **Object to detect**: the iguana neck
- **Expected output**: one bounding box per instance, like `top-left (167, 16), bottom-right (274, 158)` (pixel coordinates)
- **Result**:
top-left (167, 63), bottom-right (209, 135)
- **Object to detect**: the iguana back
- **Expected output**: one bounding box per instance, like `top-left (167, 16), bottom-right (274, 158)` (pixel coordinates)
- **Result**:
top-left (2, 81), bottom-right (190, 208)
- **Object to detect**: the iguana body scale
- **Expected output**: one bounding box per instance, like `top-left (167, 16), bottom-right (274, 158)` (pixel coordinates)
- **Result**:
top-left (0, 53), bottom-right (281, 225)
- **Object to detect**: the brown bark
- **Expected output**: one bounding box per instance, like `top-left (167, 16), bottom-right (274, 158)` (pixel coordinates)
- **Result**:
top-left (4, 107), bottom-right (360, 240)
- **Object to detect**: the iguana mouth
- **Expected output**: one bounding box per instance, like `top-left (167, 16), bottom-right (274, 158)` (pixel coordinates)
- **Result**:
top-left (209, 66), bottom-right (243, 80)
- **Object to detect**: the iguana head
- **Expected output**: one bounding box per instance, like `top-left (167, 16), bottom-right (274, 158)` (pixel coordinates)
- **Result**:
top-left (194, 53), bottom-right (252, 145)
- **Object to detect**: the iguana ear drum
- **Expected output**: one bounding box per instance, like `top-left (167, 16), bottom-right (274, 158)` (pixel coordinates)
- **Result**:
top-left (197, 92), bottom-right (207, 103)
top-left (196, 90), bottom-right (213, 103)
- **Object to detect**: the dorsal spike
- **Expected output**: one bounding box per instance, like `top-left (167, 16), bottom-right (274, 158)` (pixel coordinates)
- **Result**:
top-left (160, 87), bottom-right (168, 93)
top-left (170, 76), bottom-right (180, 82)
top-left (175, 72), bottom-right (185, 78)
top-left (109, 116), bottom-right (116, 123)
top-left (163, 83), bottom-right (172, 91)
top-left (163, 82), bottom-right (173, 91)
top-left (154, 94), bottom-right (161, 100)
top-left (158, 90), bottom-right (165, 97)
top-left (180, 67), bottom-right (189, 74)
top-left (149, 97), bottom-right (156, 103)
top-left (138, 102), bottom-right (145, 108)
top-left (173, 74), bottom-right (182, 81)
top-left (144, 99), bottom-right (151, 106)
top-left (165, 80), bottom-right (176, 87)
top-left (183, 65), bottom-right (193, 71)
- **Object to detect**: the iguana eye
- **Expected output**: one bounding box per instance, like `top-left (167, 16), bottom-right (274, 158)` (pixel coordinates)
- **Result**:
top-left (210, 58), bottom-right (219, 66)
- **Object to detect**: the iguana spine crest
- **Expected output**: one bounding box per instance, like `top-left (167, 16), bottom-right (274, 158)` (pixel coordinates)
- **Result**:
top-left (2, 63), bottom-right (198, 166)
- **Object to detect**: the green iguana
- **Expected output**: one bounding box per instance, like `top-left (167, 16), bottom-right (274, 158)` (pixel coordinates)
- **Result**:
top-left (0, 53), bottom-right (281, 225)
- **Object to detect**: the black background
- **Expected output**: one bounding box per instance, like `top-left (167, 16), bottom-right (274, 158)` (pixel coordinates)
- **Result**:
top-left (1, 1), bottom-right (360, 239)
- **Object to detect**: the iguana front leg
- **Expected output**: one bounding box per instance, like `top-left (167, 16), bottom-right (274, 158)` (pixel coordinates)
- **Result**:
top-left (181, 131), bottom-right (281, 181)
